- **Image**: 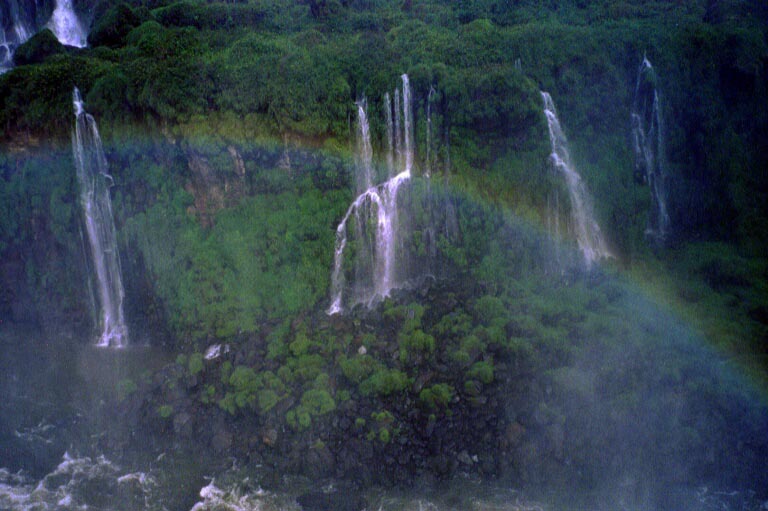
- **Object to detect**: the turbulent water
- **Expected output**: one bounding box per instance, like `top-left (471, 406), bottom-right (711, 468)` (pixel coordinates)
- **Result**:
top-left (541, 91), bottom-right (610, 265)
top-left (73, 88), bottom-right (128, 347)
top-left (47, 0), bottom-right (86, 48)
top-left (1, 454), bottom-right (766, 511)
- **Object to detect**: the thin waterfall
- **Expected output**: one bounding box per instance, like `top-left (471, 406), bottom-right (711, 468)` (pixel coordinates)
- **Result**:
top-left (402, 74), bottom-right (414, 174)
top-left (0, 31), bottom-right (12, 71)
top-left (73, 87), bottom-right (128, 347)
top-left (394, 88), bottom-right (402, 175)
top-left (355, 98), bottom-right (374, 194)
top-left (7, 0), bottom-right (32, 44)
top-left (0, 0), bottom-right (33, 72)
top-left (328, 75), bottom-right (414, 314)
top-left (48, 0), bottom-right (86, 48)
top-left (631, 56), bottom-right (670, 244)
top-left (384, 92), bottom-right (394, 178)
top-left (541, 91), bottom-right (610, 266)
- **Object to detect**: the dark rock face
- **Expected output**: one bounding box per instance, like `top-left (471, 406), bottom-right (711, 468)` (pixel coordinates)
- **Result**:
top-left (296, 485), bottom-right (367, 511)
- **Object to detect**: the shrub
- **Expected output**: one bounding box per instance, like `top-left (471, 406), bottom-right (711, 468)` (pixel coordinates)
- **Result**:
top-left (419, 383), bottom-right (454, 410)
top-left (467, 360), bottom-right (494, 384)
top-left (360, 369), bottom-right (410, 397)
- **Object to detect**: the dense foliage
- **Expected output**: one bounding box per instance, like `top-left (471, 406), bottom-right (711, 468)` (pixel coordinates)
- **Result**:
top-left (0, 0), bottom-right (767, 499)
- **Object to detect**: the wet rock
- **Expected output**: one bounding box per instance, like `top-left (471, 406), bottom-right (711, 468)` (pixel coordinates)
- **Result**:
top-left (428, 454), bottom-right (453, 477)
top-left (210, 426), bottom-right (233, 453)
top-left (457, 450), bottom-right (474, 465)
top-left (173, 412), bottom-right (192, 437)
top-left (296, 487), bottom-right (367, 511)
top-left (303, 445), bottom-right (335, 479)
top-left (261, 427), bottom-right (278, 446)
top-left (504, 422), bottom-right (526, 448)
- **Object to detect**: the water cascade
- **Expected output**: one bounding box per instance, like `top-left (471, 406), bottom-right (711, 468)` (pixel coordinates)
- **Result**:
top-left (384, 92), bottom-right (394, 177)
top-left (354, 99), bottom-right (374, 194)
top-left (0, 32), bottom-right (12, 72)
top-left (73, 87), bottom-right (128, 347)
top-left (0, 0), bottom-right (33, 72)
top-left (631, 56), bottom-right (670, 244)
top-left (394, 88), bottom-right (402, 174)
top-left (328, 75), bottom-right (414, 314)
top-left (541, 91), bottom-right (610, 265)
top-left (48, 0), bottom-right (86, 48)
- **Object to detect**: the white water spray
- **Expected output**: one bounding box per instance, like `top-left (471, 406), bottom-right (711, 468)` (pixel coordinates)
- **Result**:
top-left (73, 87), bottom-right (128, 347)
top-left (631, 56), bottom-right (670, 244)
top-left (48, 0), bottom-right (86, 48)
top-left (541, 91), bottom-right (610, 265)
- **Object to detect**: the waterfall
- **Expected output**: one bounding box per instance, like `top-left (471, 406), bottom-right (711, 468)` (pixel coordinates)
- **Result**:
top-left (48, 0), bottom-right (86, 48)
top-left (384, 93), bottom-right (394, 177)
top-left (631, 56), bottom-right (670, 244)
top-left (0, 0), bottom-right (33, 72)
top-left (402, 74), bottom-right (414, 174)
top-left (355, 99), bottom-right (374, 194)
top-left (0, 31), bottom-right (12, 71)
top-left (541, 91), bottom-right (610, 266)
top-left (328, 75), bottom-right (414, 314)
top-left (394, 88), bottom-right (402, 175)
top-left (73, 87), bottom-right (128, 347)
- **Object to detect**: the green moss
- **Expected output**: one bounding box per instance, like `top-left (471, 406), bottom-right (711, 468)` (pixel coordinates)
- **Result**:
top-left (339, 354), bottom-right (376, 384)
top-left (467, 360), bottom-right (494, 384)
top-left (225, 365), bottom-right (259, 410)
top-left (300, 388), bottom-right (336, 415)
top-left (360, 369), bottom-right (410, 397)
top-left (289, 331), bottom-right (312, 356)
top-left (200, 384), bottom-right (217, 404)
top-left (157, 405), bottom-right (174, 419)
top-left (419, 384), bottom-right (454, 410)
top-left (398, 328), bottom-right (436, 364)
top-left (117, 379), bottom-right (137, 402)
top-left (257, 389), bottom-right (280, 412)
top-left (371, 410), bottom-right (394, 425)
top-left (13, 29), bottom-right (64, 66)
top-left (220, 361), bottom-right (233, 383)
top-left (188, 352), bottom-right (204, 376)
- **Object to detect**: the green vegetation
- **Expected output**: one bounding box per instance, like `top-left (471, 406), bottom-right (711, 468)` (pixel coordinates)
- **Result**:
top-left (0, 0), bottom-right (766, 490)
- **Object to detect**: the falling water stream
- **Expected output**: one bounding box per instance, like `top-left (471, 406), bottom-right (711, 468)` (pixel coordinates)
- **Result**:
top-left (73, 88), bottom-right (128, 347)
top-left (541, 91), bottom-right (610, 266)
top-left (47, 0), bottom-right (86, 48)
top-left (631, 56), bottom-right (670, 244)
top-left (328, 74), bottom-right (415, 314)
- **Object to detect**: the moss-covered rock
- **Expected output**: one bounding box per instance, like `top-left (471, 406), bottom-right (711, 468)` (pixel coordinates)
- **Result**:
top-left (89, 3), bottom-right (144, 48)
top-left (13, 29), bottom-right (65, 66)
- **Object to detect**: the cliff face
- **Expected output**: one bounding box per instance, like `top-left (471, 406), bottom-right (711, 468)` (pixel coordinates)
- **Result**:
top-left (183, 146), bottom-right (249, 228)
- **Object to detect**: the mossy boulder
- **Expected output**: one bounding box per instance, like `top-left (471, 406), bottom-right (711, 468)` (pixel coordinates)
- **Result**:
top-left (14, 29), bottom-right (64, 66)
top-left (89, 3), bottom-right (144, 48)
